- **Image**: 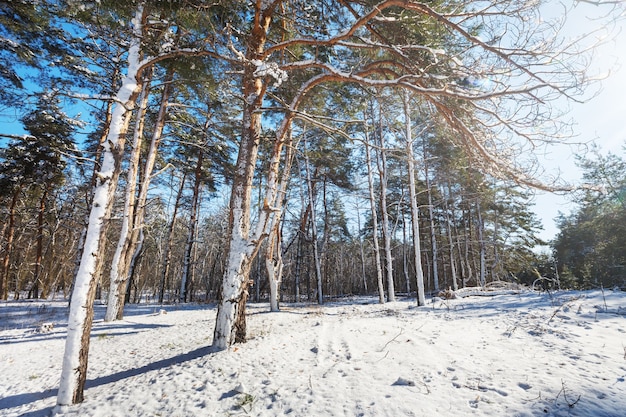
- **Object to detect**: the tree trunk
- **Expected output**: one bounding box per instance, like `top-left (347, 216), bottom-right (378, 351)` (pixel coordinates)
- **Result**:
top-left (105, 68), bottom-right (152, 321)
top-left (364, 121), bottom-right (385, 304)
top-left (402, 207), bottom-right (411, 294)
top-left (376, 112), bottom-right (395, 302)
top-left (403, 91), bottom-right (426, 306)
top-left (1, 187), bottom-right (20, 300)
top-left (301, 135), bottom-right (324, 305)
top-left (355, 202), bottom-right (368, 294)
top-left (266, 129), bottom-right (294, 311)
top-left (159, 172), bottom-right (186, 304)
top-left (214, 1), bottom-right (291, 348)
top-left (423, 140), bottom-right (440, 293)
top-left (55, 5), bottom-right (145, 408)
top-left (476, 200), bottom-right (486, 288)
top-left (31, 188), bottom-right (48, 299)
top-left (109, 65), bottom-right (173, 320)
top-left (443, 186), bottom-right (459, 291)
top-left (181, 149), bottom-right (204, 303)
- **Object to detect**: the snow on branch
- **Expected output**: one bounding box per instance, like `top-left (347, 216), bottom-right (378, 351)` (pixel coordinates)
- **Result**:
top-left (251, 59), bottom-right (288, 87)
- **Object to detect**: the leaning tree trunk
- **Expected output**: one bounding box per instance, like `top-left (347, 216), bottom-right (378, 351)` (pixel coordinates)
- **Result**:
top-left (107, 65), bottom-right (173, 320)
top-left (403, 91), bottom-right (426, 306)
top-left (55, 6), bottom-right (145, 409)
top-left (105, 68), bottom-right (152, 322)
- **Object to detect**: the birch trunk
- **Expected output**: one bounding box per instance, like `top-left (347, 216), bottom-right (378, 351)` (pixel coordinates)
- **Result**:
top-left (403, 92), bottom-right (426, 306)
top-left (55, 6), bottom-right (145, 408)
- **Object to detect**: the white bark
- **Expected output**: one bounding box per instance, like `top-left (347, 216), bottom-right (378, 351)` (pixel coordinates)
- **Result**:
top-left (55, 5), bottom-right (144, 409)
top-left (403, 91), bottom-right (426, 306)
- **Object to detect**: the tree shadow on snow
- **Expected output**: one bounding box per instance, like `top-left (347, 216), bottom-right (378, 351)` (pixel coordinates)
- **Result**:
top-left (0, 345), bottom-right (218, 416)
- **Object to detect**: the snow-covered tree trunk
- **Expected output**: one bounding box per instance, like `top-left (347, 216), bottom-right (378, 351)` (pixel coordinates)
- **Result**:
top-left (107, 55), bottom-right (173, 319)
top-left (104, 69), bottom-right (152, 322)
top-left (55, 6), bottom-right (145, 409)
top-left (403, 91), bottom-right (426, 306)
top-left (364, 125), bottom-right (386, 304)
top-left (213, 1), bottom-right (285, 348)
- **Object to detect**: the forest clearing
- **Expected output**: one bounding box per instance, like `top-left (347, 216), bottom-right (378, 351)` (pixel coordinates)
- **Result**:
top-left (1, 288), bottom-right (625, 416)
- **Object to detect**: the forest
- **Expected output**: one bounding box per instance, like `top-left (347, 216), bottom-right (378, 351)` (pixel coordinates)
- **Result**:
top-left (0, 0), bottom-right (624, 409)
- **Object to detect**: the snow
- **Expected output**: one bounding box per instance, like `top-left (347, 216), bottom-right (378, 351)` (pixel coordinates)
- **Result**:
top-left (1, 289), bottom-right (625, 416)
top-left (251, 59), bottom-right (288, 87)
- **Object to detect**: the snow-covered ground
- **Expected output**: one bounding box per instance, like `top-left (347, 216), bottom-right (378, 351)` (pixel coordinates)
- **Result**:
top-left (1, 289), bottom-right (625, 417)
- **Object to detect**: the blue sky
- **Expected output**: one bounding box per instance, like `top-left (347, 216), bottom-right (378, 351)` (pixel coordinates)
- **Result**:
top-left (533, 2), bottom-right (626, 243)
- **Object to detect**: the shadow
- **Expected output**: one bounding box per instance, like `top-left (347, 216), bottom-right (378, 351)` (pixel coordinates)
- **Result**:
top-left (218, 389), bottom-right (239, 400)
top-left (17, 406), bottom-right (55, 417)
top-left (0, 322), bottom-right (172, 346)
top-left (0, 389), bottom-right (58, 413)
top-left (85, 345), bottom-right (218, 388)
top-left (0, 345), bottom-right (218, 413)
